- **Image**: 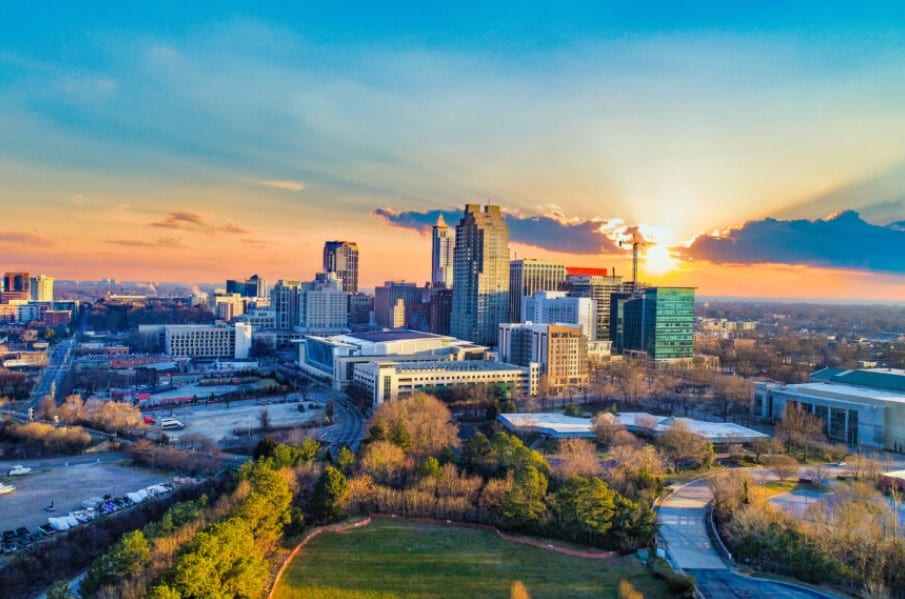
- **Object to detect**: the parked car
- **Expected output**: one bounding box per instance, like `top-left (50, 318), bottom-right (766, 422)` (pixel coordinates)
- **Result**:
top-left (7, 465), bottom-right (31, 476)
top-left (144, 416), bottom-right (157, 425)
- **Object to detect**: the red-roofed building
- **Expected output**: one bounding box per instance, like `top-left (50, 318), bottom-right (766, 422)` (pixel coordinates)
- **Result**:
top-left (566, 267), bottom-right (608, 277)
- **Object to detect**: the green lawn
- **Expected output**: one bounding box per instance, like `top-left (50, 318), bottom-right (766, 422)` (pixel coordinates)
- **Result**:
top-left (274, 519), bottom-right (670, 599)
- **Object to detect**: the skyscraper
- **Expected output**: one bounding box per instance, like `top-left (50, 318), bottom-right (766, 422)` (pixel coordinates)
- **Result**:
top-left (450, 204), bottom-right (510, 345)
top-left (562, 269), bottom-right (627, 340)
top-left (431, 214), bottom-right (454, 288)
top-left (226, 274), bottom-right (267, 298)
top-left (508, 259), bottom-right (566, 322)
top-left (323, 241), bottom-right (359, 295)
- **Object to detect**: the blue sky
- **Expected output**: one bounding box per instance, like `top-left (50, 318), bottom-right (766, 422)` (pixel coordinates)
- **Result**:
top-left (1, 2), bottom-right (904, 298)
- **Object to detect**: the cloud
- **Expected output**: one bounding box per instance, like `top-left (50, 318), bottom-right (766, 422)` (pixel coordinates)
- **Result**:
top-left (0, 231), bottom-right (54, 247)
top-left (151, 211), bottom-right (208, 230)
top-left (372, 207), bottom-right (621, 254)
top-left (149, 212), bottom-right (248, 235)
top-left (249, 179), bottom-right (305, 192)
top-left (216, 221), bottom-right (249, 235)
top-left (678, 210), bottom-right (905, 274)
top-left (105, 236), bottom-right (183, 249)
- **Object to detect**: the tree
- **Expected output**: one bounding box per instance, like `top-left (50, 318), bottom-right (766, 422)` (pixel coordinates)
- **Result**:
top-left (360, 440), bottom-right (407, 484)
top-left (658, 421), bottom-right (711, 472)
top-left (418, 456), bottom-right (442, 479)
top-left (368, 393), bottom-right (458, 459)
top-left (510, 581), bottom-right (532, 599)
top-left (253, 436), bottom-right (278, 461)
top-left (335, 446), bottom-right (355, 474)
top-left (37, 395), bottom-right (57, 420)
top-left (592, 412), bottom-right (625, 446)
top-left (712, 374), bottom-right (752, 422)
top-left (556, 438), bottom-right (601, 478)
top-left (258, 407), bottom-right (271, 431)
top-left (497, 465), bottom-right (548, 528)
top-left (46, 581), bottom-right (75, 599)
top-left (552, 475), bottom-right (617, 544)
top-left (765, 454), bottom-right (799, 482)
top-left (313, 466), bottom-right (349, 521)
top-left (775, 403), bottom-right (826, 461)
top-left (618, 580), bottom-right (644, 599)
top-left (81, 530), bottom-right (151, 596)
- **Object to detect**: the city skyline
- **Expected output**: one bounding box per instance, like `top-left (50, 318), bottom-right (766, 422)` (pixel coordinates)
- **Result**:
top-left (2, 4), bottom-right (905, 300)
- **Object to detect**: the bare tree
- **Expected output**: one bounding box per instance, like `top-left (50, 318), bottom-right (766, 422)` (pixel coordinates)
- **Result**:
top-left (259, 407), bottom-right (271, 431)
top-left (556, 438), bottom-right (601, 478)
top-left (775, 403), bottom-right (826, 462)
top-left (765, 454), bottom-right (799, 482)
top-left (658, 421), bottom-right (712, 472)
top-left (592, 412), bottom-right (624, 446)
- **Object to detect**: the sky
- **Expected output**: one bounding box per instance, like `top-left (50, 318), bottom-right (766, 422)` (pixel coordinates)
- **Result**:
top-left (2, 2), bottom-right (905, 300)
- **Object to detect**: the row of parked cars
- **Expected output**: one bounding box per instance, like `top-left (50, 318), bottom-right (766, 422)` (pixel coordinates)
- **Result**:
top-left (0, 483), bottom-right (176, 555)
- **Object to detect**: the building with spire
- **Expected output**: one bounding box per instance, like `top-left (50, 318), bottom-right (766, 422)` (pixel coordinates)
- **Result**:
top-left (323, 241), bottom-right (359, 295)
top-left (431, 214), bottom-right (454, 288)
top-left (450, 204), bottom-right (510, 345)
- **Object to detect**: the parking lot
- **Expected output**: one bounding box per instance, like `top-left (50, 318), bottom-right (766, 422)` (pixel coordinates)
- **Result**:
top-left (0, 457), bottom-right (169, 540)
top-left (143, 396), bottom-right (326, 443)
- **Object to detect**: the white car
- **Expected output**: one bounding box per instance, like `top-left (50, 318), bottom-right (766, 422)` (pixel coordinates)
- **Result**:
top-left (8, 465), bottom-right (31, 476)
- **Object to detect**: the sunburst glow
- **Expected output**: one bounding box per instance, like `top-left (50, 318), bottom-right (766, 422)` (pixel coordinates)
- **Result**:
top-left (644, 244), bottom-right (678, 275)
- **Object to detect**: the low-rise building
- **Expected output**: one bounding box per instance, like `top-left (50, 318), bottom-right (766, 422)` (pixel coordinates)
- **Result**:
top-left (139, 323), bottom-right (252, 359)
top-left (754, 367), bottom-right (905, 450)
top-left (299, 329), bottom-right (487, 389)
top-left (354, 359), bottom-right (539, 407)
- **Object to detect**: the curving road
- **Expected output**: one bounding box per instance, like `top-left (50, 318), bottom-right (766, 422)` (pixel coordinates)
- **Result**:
top-left (657, 478), bottom-right (836, 599)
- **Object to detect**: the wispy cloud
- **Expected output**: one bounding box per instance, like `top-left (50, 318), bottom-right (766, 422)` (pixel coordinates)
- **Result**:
top-left (105, 236), bottom-right (183, 249)
top-left (249, 179), bottom-right (305, 192)
top-left (0, 231), bottom-right (54, 247)
top-left (151, 211), bottom-right (208, 230)
top-left (149, 212), bottom-right (248, 235)
top-left (677, 211), bottom-right (905, 274)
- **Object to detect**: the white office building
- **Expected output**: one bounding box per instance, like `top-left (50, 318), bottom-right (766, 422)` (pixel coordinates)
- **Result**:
top-left (139, 323), bottom-right (252, 359)
top-left (521, 291), bottom-right (597, 341)
top-left (353, 359), bottom-right (539, 407)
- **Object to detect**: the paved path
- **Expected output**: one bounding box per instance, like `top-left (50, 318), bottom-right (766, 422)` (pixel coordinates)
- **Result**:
top-left (658, 478), bottom-right (836, 599)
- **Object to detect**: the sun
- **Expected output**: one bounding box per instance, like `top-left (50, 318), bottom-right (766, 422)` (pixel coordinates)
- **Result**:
top-left (644, 244), bottom-right (678, 275)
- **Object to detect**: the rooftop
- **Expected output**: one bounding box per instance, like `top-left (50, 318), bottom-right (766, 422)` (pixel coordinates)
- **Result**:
top-left (498, 412), bottom-right (768, 442)
top-left (809, 367), bottom-right (905, 393)
top-left (344, 330), bottom-right (448, 343)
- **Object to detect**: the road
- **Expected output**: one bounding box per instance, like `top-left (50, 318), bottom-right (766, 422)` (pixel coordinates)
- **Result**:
top-left (317, 396), bottom-right (365, 451)
top-left (658, 478), bottom-right (835, 599)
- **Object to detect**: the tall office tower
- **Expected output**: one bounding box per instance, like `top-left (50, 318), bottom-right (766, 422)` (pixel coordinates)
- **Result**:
top-left (323, 241), bottom-right (359, 295)
top-left (611, 287), bottom-right (695, 362)
top-left (2, 272), bottom-right (30, 302)
top-left (450, 204), bottom-right (510, 345)
top-left (431, 214), bottom-right (454, 288)
top-left (349, 293), bottom-right (374, 325)
top-left (508, 259), bottom-right (566, 322)
top-left (270, 280), bottom-right (303, 330)
top-left (29, 274), bottom-right (55, 302)
top-left (563, 268), bottom-right (626, 341)
top-left (226, 274), bottom-right (267, 298)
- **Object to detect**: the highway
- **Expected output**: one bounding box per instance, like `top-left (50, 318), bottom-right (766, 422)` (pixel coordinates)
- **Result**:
top-left (23, 336), bottom-right (76, 412)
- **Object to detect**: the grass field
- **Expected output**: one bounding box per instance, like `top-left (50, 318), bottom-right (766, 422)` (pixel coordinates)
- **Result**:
top-left (273, 519), bottom-right (670, 599)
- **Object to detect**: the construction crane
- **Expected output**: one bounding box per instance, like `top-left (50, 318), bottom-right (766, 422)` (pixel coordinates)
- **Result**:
top-left (619, 233), bottom-right (651, 291)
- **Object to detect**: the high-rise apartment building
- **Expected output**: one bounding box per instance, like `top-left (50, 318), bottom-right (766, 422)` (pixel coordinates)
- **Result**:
top-left (499, 322), bottom-right (589, 391)
top-left (323, 241), bottom-right (359, 295)
top-left (429, 287), bottom-right (453, 335)
top-left (431, 214), bottom-right (454, 288)
top-left (610, 287), bottom-right (695, 362)
top-left (29, 274), bottom-right (54, 302)
top-left (521, 290), bottom-right (597, 340)
top-left (508, 259), bottom-right (566, 322)
top-left (450, 204), bottom-right (510, 346)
